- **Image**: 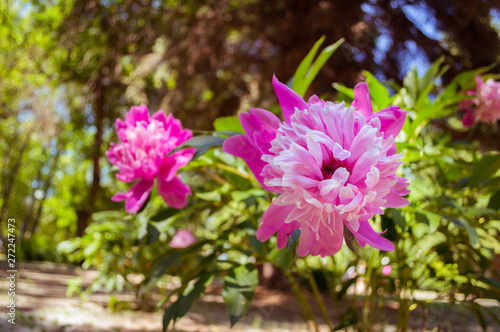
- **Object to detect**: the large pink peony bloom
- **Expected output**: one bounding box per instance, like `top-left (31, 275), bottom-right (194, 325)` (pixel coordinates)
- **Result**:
top-left (169, 230), bottom-right (197, 248)
top-left (107, 105), bottom-right (194, 213)
top-left (223, 76), bottom-right (410, 257)
top-left (462, 76), bottom-right (500, 126)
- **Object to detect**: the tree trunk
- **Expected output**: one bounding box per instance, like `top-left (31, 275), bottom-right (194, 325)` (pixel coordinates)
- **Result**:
top-left (76, 75), bottom-right (105, 237)
top-left (0, 133), bottom-right (30, 241)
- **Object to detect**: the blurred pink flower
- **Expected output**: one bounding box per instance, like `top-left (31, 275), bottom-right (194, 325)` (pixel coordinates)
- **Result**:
top-left (107, 105), bottom-right (194, 213)
top-left (169, 230), bottom-right (196, 248)
top-left (382, 265), bottom-right (392, 276)
top-left (223, 76), bottom-right (410, 257)
top-left (462, 76), bottom-right (500, 126)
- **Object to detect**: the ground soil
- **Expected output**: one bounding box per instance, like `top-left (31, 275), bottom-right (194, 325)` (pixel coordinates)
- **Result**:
top-left (0, 261), bottom-right (499, 332)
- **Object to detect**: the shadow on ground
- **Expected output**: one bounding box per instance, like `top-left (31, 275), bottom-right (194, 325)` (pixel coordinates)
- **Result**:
top-left (0, 261), bottom-right (499, 331)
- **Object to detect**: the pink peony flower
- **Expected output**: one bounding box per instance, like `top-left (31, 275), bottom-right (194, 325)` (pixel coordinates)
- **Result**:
top-left (223, 76), bottom-right (410, 257)
top-left (107, 105), bottom-right (194, 213)
top-left (382, 265), bottom-right (392, 276)
top-left (169, 230), bottom-right (197, 248)
top-left (462, 76), bottom-right (500, 126)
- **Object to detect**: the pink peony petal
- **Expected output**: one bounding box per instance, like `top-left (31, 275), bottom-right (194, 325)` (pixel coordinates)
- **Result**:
top-left (222, 134), bottom-right (279, 193)
top-left (125, 104), bottom-right (150, 126)
top-left (475, 75), bottom-right (484, 90)
top-left (157, 176), bottom-right (191, 209)
top-left (351, 82), bottom-right (373, 119)
top-left (276, 220), bottom-right (300, 249)
top-left (370, 106), bottom-right (408, 139)
top-left (272, 74), bottom-right (308, 124)
top-left (346, 219), bottom-right (395, 252)
top-left (256, 200), bottom-right (295, 242)
top-left (158, 148), bottom-right (195, 183)
top-left (112, 179), bottom-right (154, 214)
top-left (152, 110), bottom-right (168, 126)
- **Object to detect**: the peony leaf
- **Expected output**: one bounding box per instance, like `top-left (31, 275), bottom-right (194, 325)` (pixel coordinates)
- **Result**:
top-left (173, 135), bottom-right (226, 160)
top-left (292, 35), bottom-right (326, 93)
top-left (295, 38), bottom-right (344, 97)
top-left (469, 154), bottom-right (500, 187)
top-left (363, 71), bottom-right (389, 110)
top-left (222, 264), bottom-right (258, 327)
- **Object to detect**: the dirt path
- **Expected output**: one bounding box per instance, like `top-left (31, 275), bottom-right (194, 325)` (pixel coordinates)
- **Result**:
top-left (0, 261), bottom-right (499, 331)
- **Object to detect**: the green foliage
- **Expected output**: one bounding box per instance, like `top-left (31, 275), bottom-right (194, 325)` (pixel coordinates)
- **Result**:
top-left (222, 264), bottom-right (258, 326)
top-left (292, 36), bottom-right (344, 97)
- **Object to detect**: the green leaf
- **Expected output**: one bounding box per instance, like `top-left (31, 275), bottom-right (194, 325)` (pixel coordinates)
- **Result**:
top-left (444, 215), bottom-right (479, 246)
top-left (469, 154), bottom-right (500, 187)
top-left (292, 35), bottom-right (325, 93)
top-left (403, 67), bottom-right (418, 105)
top-left (213, 116), bottom-right (244, 133)
top-left (411, 94), bottom-right (470, 136)
top-left (178, 275), bottom-right (213, 318)
top-left (149, 252), bottom-right (183, 279)
top-left (478, 276), bottom-right (500, 293)
top-left (150, 207), bottom-right (180, 222)
top-left (286, 229), bottom-right (301, 251)
top-left (174, 135), bottom-right (226, 160)
top-left (146, 223), bottom-right (160, 244)
top-left (213, 130), bottom-right (243, 137)
top-left (488, 191), bottom-right (500, 210)
top-left (295, 38), bottom-right (344, 97)
top-left (222, 264), bottom-right (258, 327)
top-left (163, 276), bottom-right (213, 331)
top-left (269, 246), bottom-right (295, 270)
top-left (142, 251), bottom-right (183, 295)
top-left (418, 56), bottom-right (445, 93)
top-left (363, 71), bottom-right (389, 109)
top-left (415, 57), bottom-right (447, 108)
top-left (343, 224), bottom-right (360, 253)
top-left (332, 82), bottom-right (354, 100)
top-left (416, 209), bottom-right (441, 232)
top-left (162, 301), bottom-right (179, 332)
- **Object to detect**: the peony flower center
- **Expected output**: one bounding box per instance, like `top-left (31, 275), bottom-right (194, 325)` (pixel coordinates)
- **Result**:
top-left (323, 159), bottom-right (348, 179)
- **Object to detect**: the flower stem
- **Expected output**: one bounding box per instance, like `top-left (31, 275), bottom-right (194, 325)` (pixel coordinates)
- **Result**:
top-left (306, 265), bottom-right (333, 331)
top-left (284, 270), bottom-right (319, 332)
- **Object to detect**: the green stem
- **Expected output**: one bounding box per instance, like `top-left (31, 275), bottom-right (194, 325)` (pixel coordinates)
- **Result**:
top-left (306, 266), bottom-right (333, 331)
top-left (284, 270), bottom-right (319, 332)
top-left (213, 163), bottom-right (251, 180)
top-left (321, 258), bottom-right (341, 314)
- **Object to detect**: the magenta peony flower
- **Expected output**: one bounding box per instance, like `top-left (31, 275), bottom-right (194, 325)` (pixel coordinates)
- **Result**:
top-left (107, 105), bottom-right (194, 213)
top-left (462, 76), bottom-right (500, 126)
top-left (223, 76), bottom-right (410, 257)
top-left (169, 230), bottom-right (197, 248)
